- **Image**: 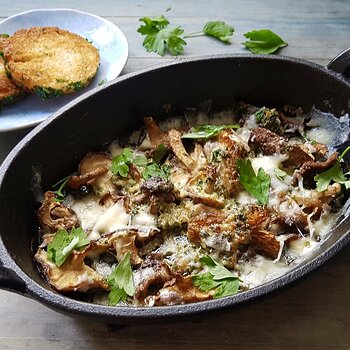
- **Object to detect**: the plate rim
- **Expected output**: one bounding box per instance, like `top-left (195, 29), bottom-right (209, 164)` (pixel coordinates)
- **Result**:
top-left (0, 7), bottom-right (129, 133)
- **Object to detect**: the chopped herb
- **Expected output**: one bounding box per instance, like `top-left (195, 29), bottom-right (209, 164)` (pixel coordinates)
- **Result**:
top-left (255, 107), bottom-right (265, 122)
top-left (274, 168), bottom-right (287, 181)
top-left (184, 21), bottom-right (234, 43)
top-left (47, 227), bottom-right (89, 267)
top-left (243, 29), bottom-right (288, 54)
top-left (35, 86), bottom-right (63, 100)
top-left (137, 15), bottom-right (186, 56)
top-left (192, 255), bottom-right (240, 298)
top-left (133, 154), bottom-right (148, 166)
top-left (255, 107), bottom-right (283, 134)
top-left (52, 176), bottom-right (70, 202)
top-left (111, 148), bottom-right (148, 177)
top-left (108, 252), bottom-right (135, 305)
top-left (314, 146), bottom-right (350, 192)
top-left (153, 143), bottom-right (168, 164)
top-left (68, 81), bottom-right (85, 92)
top-left (0, 34), bottom-right (9, 38)
top-left (98, 78), bottom-right (107, 86)
top-left (85, 37), bottom-right (93, 44)
top-left (143, 163), bottom-right (170, 180)
top-left (237, 158), bottom-right (270, 205)
top-left (211, 148), bottom-right (226, 163)
top-left (3, 95), bottom-right (15, 105)
top-left (111, 148), bottom-right (134, 177)
top-left (181, 124), bottom-right (239, 140)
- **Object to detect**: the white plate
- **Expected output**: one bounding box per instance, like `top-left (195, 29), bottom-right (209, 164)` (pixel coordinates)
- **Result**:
top-left (0, 8), bottom-right (128, 132)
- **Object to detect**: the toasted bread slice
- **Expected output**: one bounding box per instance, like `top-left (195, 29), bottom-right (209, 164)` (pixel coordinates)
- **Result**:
top-left (3, 27), bottom-right (100, 99)
top-left (0, 37), bottom-right (24, 105)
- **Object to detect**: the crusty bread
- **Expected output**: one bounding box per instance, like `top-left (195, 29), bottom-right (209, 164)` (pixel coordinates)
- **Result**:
top-left (3, 27), bottom-right (100, 99)
top-left (0, 37), bottom-right (24, 104)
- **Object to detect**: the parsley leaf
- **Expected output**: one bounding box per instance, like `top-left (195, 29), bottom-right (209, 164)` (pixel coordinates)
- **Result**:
top-left (181, 124), bottom-right (239, 140)
top-left (52, 176), bottom-right (70, 203)
top-left (111, 147), bottom-right (170, 179)
top-left (153, 143), bottom-right (168, 164)
top-left (314, 146), bottom-right (350, 192)
top-left (137, 15), bottom-right (186, 56)
top-left (184, 21), bottom-right (234, 43)
top-left (203, 21), bottom-right (234, 43)
top-left (274, 168), bottom-right (287, 181)
top-left (111, 148), bottom-right (147, 177)
top-left (192, 255), bottom-right (240, 298)
top-left (142, 163), bottom-right (170, 180)
top-left (255, 107), bottom-right (265, 122)
top-left (243, 29), bottom-right (288, 54)
top-left (47, 227), bottom-right (89, 267)
top-left (108, 252), bottom-right (135, 305)
top-left (237, 158), bottom-right (270, 205)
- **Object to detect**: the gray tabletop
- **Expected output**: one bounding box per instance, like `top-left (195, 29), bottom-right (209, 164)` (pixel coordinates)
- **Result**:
top-left (0, 1), bottom-right (350, 349)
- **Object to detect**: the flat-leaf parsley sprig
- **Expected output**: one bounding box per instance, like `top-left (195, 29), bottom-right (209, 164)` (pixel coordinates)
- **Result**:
top-left (111, 147), bottom-right (170, 180)
top-left (242, 29), bottom-right (288, 54)
top-left (184, 21), bottom-right (234, 43)
top-left (52, 176), bottom-right (70, 203)
top-left (236, 158), bottom-right (271, 205)
top-left (108, 252), bottom-right (135, 305)
top-left (314, 146), bottom-right (350, 192)
top-left (192, 255), bottom-right (240, 298)
top-left (181, 124), bottom-right (239, 140)
top-left (47, 227), bottom-right (90, 267)
top-left (137, 16), bottom-right (234, 56)
top-left (137, 15), bottom-right (186, 56)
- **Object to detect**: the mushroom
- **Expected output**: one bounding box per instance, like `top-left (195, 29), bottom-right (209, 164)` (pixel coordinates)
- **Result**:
top-left (186, 170), bottom-right (225, 208)
top-left (35, 242), bottom-right (109, 292)
top-left (168, 129), bottom-right (196, 172)
top-left (38, 191), bottom-right (78, 232)
top-left (145, 275), bottom-right (213, 306)
top-left (68, 152), bottom-right (111, 190)
top-left (144, 117), bottom-right (168, 148)
top-left (292, 152), bottom-right (338, 187)
top-left (133, 176), bottom-right (175, 215)
top-left (109, 231), bottom-right (143, 266)
top-left (133, 255), bottom-right (212, 306)
top-left (250, 230), bottom-right (281, 259)
top-left (249, 127), bottom-right (286, 155)
top-left (292, 183), bottom-right (342, 215)
top-left (214, 129), bottom-right (248, 196)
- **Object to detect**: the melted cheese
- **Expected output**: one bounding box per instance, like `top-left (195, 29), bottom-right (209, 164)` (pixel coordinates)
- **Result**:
top-left (132, 212), bottom-right (156, 227)
top-left (91, 200), bottom-right (130, 239)
top-left (306, 108), bottom-right (350, 147)
top-left (71, 194), bottom-right (106, 231)
top-left (240, 255), bottom-right (289, 288)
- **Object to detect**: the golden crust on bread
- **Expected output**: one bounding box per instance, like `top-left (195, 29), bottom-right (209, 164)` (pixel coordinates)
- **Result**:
top-left (3, 27), bottom-right (100, 98)
top-left (0, 37), bottom-right (24, 103)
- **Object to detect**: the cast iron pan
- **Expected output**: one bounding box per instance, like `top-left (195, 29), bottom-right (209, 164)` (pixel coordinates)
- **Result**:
top-left (0, 50), bottom-right (350, 325)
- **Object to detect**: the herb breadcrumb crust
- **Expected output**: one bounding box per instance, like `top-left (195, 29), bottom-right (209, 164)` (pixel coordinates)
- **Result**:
top-left (3, 27), bottom-right (100, 99)
top-left (0, 37), bottom-right (24, 105)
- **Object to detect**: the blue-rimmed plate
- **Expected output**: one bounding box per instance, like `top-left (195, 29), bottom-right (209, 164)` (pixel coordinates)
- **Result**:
top-left (0, 8), bottom-right (128, 132)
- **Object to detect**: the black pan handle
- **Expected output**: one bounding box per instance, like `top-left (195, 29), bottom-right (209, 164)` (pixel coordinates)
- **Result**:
top-left (0, 263), bottom-right (26, 294)
top-left (327, 48), bottom-right (350, 79)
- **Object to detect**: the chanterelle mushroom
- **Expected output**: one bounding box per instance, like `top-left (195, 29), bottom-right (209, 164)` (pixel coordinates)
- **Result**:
top-left (35, 243), bottom-right (109, 292)
top-left (68, 152), bottom-right (111, 191)
top-left (38, 191), bottom-right (78, 232)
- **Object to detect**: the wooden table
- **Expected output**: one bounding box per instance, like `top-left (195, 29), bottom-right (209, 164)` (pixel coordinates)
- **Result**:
top-left (0, 1), bottom-right (349, 349)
